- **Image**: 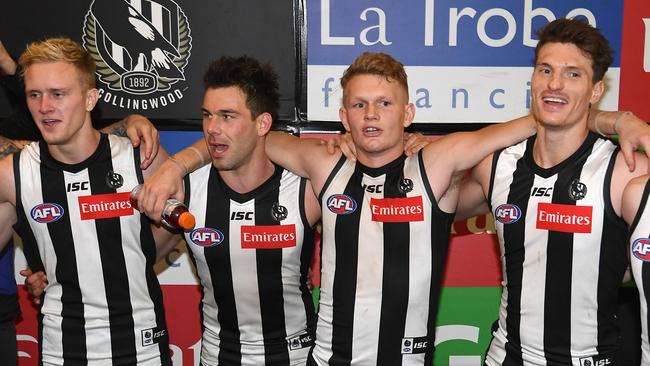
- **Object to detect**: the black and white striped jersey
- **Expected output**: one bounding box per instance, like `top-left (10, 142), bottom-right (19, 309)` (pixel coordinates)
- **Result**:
top-left (13, 134), bottom-right (170, 365)
top-left (629, 177), bottom-right (650, 365)
top-left (312, 153), bottom-right (454, 366)
top-left (183, 164), bottom-right (316, 366)
top-left (486, 133), bottom-right (628, 366)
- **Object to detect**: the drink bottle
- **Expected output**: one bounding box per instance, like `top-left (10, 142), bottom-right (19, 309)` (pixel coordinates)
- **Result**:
top-left (131, 184), bottom-right (196, 231)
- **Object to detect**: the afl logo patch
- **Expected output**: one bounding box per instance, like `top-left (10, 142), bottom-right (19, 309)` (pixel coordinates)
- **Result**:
top-left (632, 238), bottom-right (650, 262)
top-left (31, 203), bottom-right (65, 223)
top-left (494, 204), bottom-right (522, 224)
top-left (327, 194), bottom-right (357, 215)
top-left (189, 228), bottom-right (224, 247)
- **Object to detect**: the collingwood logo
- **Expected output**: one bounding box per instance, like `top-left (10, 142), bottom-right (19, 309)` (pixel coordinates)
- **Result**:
top-left (82, 0), bottom-right (192, 110)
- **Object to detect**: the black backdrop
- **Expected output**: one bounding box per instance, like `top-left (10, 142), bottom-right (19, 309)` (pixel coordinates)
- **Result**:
top-left (0, 0), bottom-right (305, 130)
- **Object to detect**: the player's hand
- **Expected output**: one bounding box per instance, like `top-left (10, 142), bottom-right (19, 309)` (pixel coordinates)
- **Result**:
top-left (124, 114), bottom-right (160, 170)
top-left (20, 268), bottom-right (48, 305)
top-left (404, 133), bottom-right (430, 156)
top-left (321, 133), bottom-right (356, 161)
top-left (134, 158), bottom-right (185, 222)
top-left (615, 112), bottom-right (650, 172)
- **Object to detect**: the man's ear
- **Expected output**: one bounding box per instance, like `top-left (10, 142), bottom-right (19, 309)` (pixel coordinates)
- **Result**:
top-left (339, 107), bottom-right (351, 132)
top-left (256, 112), bottom-right (273, 136)
top-left (403, 103), bottom-right (415, 128)
top-left (86, 88), bottom-right (100, 111)
top-left (590, 80), bottom-right (605, 104)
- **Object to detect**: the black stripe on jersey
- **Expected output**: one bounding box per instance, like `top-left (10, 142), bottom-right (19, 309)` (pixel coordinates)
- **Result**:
top-left (134, 145), bottom-right (171, 365)
top-left (87, 145), bottom-right (137, 364)
top-left (486, 149), bottom-right (504, 206)
top-left (12, 153), bottom-right (45, 275)
top-left (298, 178), bottom-right (317, 335)
top-left (318, 155), bottom-right (347, 202)
top-left (630, 179), bottom-right (650, 233)
top-left (500, 148), bottom-right (533, 365)
top-left (418, 151), bottom-right (454, 365)
top-left (543, 152), bottom-right (589, 363)
top-left (376, 161), bottom-right (411, 366)
top-left (254, 170), bottom-right (290, 365)
top-left (595, 150), bottom-right (628, 355)
top-left (329, 168), bottom-right (363, 366)
top-left (39, 146), bottom-right (88, 364)
top-left (204, 167), bottom-right (242, 364)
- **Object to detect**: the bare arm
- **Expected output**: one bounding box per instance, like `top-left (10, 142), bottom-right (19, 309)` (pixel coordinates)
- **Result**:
top-left (99, 114), bottom-right (160, 170)
top-left (266, 131), bottom-right (340, 194)
top-left (590, 110), bottom-right (650, 172)
top-left (422, 115), bottom-right (535, 208)
top-left (621, 174), bottom-right (649, 226)
top-left (0, 40), bottom-right (17, 76)
top-left (455, 155), bottom-right (492, 221)
top-left (135, 138), bottom-right (208, 222)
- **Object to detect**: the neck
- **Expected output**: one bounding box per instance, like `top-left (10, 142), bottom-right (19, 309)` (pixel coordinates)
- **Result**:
top-left (355, 143), bottom-right (405, 168)
top-left (532, 122), bottom-right (589, 168)
top-left (219, 145), bottom-right (276, 194)
top-left (48, 115), bottom-right (101, 165)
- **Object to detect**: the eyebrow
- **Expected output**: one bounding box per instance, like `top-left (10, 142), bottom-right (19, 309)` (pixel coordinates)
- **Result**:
top-left (201, 107), bottom-right (239, 115)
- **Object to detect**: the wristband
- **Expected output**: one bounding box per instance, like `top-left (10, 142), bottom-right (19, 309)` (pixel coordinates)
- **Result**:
top-left (187, 146), bottom-right (206, 167)
top-left (594, 111), bottom-right (607, 137)
top-left (168, 156), bottom-right (189, 176)
top-left (613, 111), bottom-right (632, 135)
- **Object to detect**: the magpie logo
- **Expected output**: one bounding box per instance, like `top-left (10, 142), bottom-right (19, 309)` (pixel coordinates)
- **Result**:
top-left (271, 202), bottom-right (288, 221)
top-left (398, 177), bottom-right (414, 194)
top-left (82, 0), bottom-right (192, 110)
top-left (568, 179), bottom-right (587, 200)
top-left (105, 170), bottom-right (124, 189)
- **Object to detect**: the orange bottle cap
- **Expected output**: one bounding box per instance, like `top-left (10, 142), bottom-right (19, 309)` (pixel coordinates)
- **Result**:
top-left (178, 212), bottom-right (196, 231)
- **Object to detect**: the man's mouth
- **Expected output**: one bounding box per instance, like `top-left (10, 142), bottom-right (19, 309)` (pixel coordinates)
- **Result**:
top-left (42, 119), bottom-right (60, 126)
top-left (542, 97), bottom-right (568, 105)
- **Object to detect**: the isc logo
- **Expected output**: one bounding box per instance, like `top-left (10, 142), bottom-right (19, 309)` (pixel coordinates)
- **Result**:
top-left (632, 238), bottom-right (650, 261)
top-left (531, 187), bottom-right (552, 197)
top-left (30, 203), bottom-right (64, 223)
top-left (66, 181), bottom-right (89, 192)
top-left (189, 228), bottom-right (224, 247)
top-left (494, 204), bottom-right (522, 224)
top-left (362, 184), bottom-right (383, 193)
top-left (327, 194), bottom-right (357, 215)
top-left (231, 211), bottom-right (253, 220)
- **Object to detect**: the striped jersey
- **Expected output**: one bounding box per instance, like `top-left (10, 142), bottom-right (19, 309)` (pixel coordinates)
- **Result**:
top-left (629, 178), bottom-right (650, 365)
top-left (13, 134), bottom-right (170, 365)
top-left (486, 133), bottom-right (628, 366)
top-left (312, 153), bottom-right (454, 366)
top-left (183, 164), bottom-right (316, 366)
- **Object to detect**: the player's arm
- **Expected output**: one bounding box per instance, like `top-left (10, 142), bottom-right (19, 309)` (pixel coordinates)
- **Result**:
top-left (455, 155), bottom-right (492, 221)
top-left (425, 115), bottom-right (536, 175)
top-left (266, 131), bottom-right (341, 194)
top-left (422, 115), bottom-right (535, 208)
top-left (134, 138), bottom-right (207, 222)
top-left (590, 110), bottom-right (650, 172)
top-left (0, 154), bottom-right (17, 253)
top-left (621, 175), bottom-right (649, 226)
top-left (99, 114), bottom-right (160, 170)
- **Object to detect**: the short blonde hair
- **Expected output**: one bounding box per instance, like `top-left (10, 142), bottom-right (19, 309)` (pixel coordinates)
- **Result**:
top-left (340, 52), bottom-right (409, 100)
top-left (18, 37), bottom-right (96, 88)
